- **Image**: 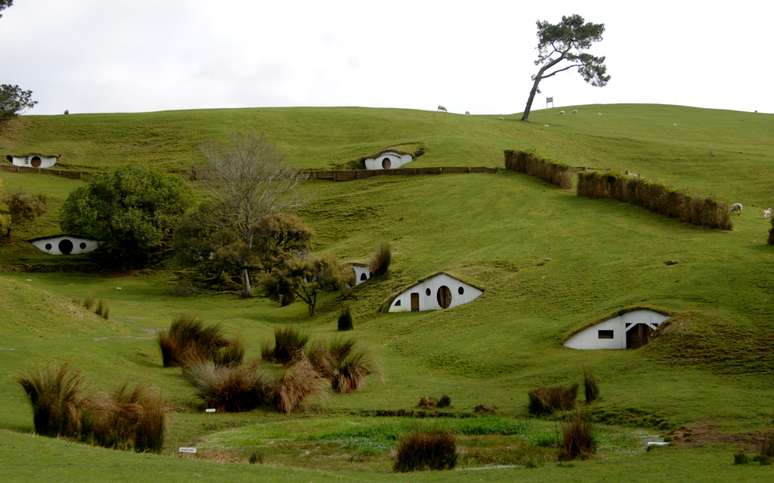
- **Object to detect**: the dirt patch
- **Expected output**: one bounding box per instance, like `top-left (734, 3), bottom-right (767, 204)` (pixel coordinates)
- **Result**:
top-left (669, 422), bottom-right (774, 451)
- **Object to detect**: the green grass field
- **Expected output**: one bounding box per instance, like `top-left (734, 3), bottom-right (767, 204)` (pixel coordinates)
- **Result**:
top-left (0, 105), bottom-right (772, 481)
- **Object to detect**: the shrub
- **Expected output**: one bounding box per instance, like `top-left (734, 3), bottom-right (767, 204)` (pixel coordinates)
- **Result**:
top-left (437, 395), bottom-right (452, 408)
top-left (263, 327), bottom-right (308, 364)
top-left (95, 299), bottom-right (109, 319)
top-left (734, 452), bottom-right (749, 465)
top-left (369, 242), bottom-right (392, 276)
top-left (559, 412), bottom-right (596, 460)
top-left (528, 384), bottom-right (578, 415)
top-left (273, 356), bottom-right (325, 414)
top-left (157, 315), bottom-right (236, 368)
top-left (504, 150), bottom-right (572, 189)
top-left (418, 397), bottom-right (436, 409)
top-left (6, 191), bottom-right (46, 225)
top-left (576, 171), bottom-right (732, 230)
top-left (337, 306), bottom-right (353, 331)
top-left (183, 361), bottom-right (272, 412)
top-left (583, 370), bottom-right (599, 404)
top-left (331, 351), bottom-right (375, 394)
top-left (306, 338), bottom-right (375, 393)
top-left (80, 384), bottom-right (166, 453)
top-left (17, 364), bottom-right (83, 437)
top-left (394, 431), bottom-right (458, 472)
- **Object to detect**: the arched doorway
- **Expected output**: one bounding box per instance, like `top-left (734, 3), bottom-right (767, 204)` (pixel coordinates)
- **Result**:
top-left (436, 286), bottom-right (452, 308)
top-left (626, 323), bottom-right (654, 349)
top-left (381, 157), bottom-right (392, 169)
top-left (30, 156), bottom-right (42, 168)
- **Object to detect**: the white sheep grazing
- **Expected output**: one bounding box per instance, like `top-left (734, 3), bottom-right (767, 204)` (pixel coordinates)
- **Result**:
top-left (465, 111), bottom-right (470, 116)
top-left (763, 208), bottom-right (772, 219)
top-left (559, 110), bottom-right (566, 115)
top-left (544, 124), bottom-right (550, 128)
top-left (437, 105), bottom-right (447, 112)
top-left (625, 170), bottom-right (640, 178)
top-left (498, 116), bottom-right (505, 120)
top-left (730, 202), bottom-right (743, 215)
top-left (572, 109), bottom-right (579, 114)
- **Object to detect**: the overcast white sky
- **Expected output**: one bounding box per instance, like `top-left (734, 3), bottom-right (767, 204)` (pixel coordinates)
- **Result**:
top-left (1, 0), bottom-right (773, 115)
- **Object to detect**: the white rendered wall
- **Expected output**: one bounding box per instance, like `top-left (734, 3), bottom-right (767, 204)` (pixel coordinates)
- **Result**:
top-left (10, 155), bottom-right (58, 169)
top-left (363, 152), bottom-right (413, 170)
top-left (31, 236), bottom-right (101, 255)
top-left (388, 273), bottom-right (483, 312)
top-left (352, 265), bottom-right (371, 285)
top-left (563, 309), bottom-right (669, 350)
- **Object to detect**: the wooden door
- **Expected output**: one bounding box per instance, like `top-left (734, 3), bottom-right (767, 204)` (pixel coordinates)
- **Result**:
top-left (410, 292), bottom-right (420, 311)
top-left (626, 324), bottom-right (652, 349)
top-left (437, 286), bottom-right (452, 309)
top-left (30, 156), bottom-right (42, 168)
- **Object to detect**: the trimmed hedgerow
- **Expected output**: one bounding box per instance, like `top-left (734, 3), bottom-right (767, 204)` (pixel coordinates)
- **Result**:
top-left (504, 150), bottom-right (573, 189)
top-left (576, 171), bottom-right (732, 230)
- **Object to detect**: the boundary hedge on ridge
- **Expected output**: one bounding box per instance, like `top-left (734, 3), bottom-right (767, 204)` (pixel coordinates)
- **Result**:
top-left (503, 150), bottom-right (573, 189)
top-left (577, 171), bottom-right (732, 230)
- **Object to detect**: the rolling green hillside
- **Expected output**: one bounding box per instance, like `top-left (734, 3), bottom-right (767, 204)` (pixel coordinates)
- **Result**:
top-left (0, 105), bottom-right (772, 482)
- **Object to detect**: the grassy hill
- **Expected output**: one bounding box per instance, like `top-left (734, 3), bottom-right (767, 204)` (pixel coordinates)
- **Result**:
top-left (0, 105), bottom-right (772, 481)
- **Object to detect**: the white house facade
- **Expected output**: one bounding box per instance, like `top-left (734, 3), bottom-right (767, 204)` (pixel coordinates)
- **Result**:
top-left (386, 272), bottom-right (483, 312)
top-left (29, 235), bottom-right (101, 255)
top-left (6, 154), bottom-right (60, 169)
top-left (363, 151), bottom-right (413, 170)
top-left (352, 263), bottom-right (371, 286)
top-left (563, 309), bottom-right (670, 350)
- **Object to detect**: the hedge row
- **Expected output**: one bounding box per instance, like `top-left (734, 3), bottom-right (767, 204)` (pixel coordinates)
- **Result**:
top-left (577, 171), bottom-right (732, 230)
top-left (303, 167), bottom-right (499, 181)
top-left (503, 150), bottom-right (572, 189)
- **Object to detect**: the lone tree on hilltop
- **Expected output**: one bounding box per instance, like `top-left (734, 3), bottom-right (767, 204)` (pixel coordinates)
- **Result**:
top-left (521, 14), bottom-right (610, 122)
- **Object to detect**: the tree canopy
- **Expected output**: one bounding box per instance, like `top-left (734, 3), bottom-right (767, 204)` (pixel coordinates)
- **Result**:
top-left (0, 1), bottom-right (12, 18)
top-left (0, 84), bottom-right (37, 121)
top-left (521, 14), bottom-right (610, 121)
top-left (60, 166), bottom-right (191, 267)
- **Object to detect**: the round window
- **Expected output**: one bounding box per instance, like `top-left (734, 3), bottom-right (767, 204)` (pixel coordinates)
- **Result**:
top-left (425, 288), bottom-right (431, 296)
top-left (79, 242), bottom-right (87, 250)
top-left (437, 286), bottom-right (452, 309)
top-left (458, 286), bottom-right (464, 295)
top-left (45, 243), bottom-right (52, 250)
top-left (381, 157), bottom-right (392, 169)
top-left (58, 238), bottom-right (74, 255)
top-left (30, 156), bottom-right (42, 168)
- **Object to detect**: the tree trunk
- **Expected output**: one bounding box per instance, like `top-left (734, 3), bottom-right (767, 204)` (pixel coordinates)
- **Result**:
top-left (307, 291), bottom-right (316, 317)
top-left (240, 268), bottom-right (252, 298)
top-left (521, 76), bottom-right (542, 122)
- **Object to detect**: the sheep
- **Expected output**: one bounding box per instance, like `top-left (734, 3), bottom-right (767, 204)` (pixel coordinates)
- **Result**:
top-left (437, 105), bottom-right (447, 112)
top-left (572, 109), bottom-right (578, 114)
top-left (625, 170), bottom-right (640, 178)
top-left (543, 124), bottom-right (550, 128)
top-left (559, 110), bottom-right (566, 115)
top-left (730, 203), bottom-right (743, 215)
top-left (465, 111), bottom-right (470, 116)
top-left (763, 208), bottom-right (772, 219)
top-left (498, 116), bottom-right (505, 120)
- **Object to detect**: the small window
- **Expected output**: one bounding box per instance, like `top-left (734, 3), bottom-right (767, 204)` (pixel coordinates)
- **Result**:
top-left (394, 300), bottom-right (401, 306)
top-left (79, 242), bottom-right (87, 250)
top-left (425, 288), bottom-right (431, 296)
top-left (45, 243), bottom-right (52, 250)
top-left (458, 286), bottom-right (464, 295)
top-left (360, 273), bottom-right (367, 281)
top-left (598, 329), bottom-right (614, 339)
top-left (382, 157), bottom-right (392, 169)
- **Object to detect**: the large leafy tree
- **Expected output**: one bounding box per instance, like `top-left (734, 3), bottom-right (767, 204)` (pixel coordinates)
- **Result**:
top-left (60, 166), bottom-right (191, 267)
top-left (522, 14), bottom-right (610, 121)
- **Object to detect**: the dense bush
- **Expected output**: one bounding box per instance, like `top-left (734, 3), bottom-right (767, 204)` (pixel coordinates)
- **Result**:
top-left (504, 150), bottom-right (573, 188)
top-left (437, 395), bottom-right (452, 408)
top-left (369, 242), bottom-right (392, 276)
top-left (17, 364), bottom-right (84, 437)
top-left (337, 306), bottom-right (353, 331)
top-left (157, 316), bottom-right (241, 368)
top-left (262, 327), bottom-right (309, 364)
top-left (576, 171), bottom-right (732, 230)
top-left (583, 370), bottom-right (599, 404)
top-left (80, 384), bottom-right (166, 453)
top-left (60, 166), bottom-right (191, 267)
top-left (261, 254), bottom-right (350, 316)
top-left (6, 191), bottom-right (46, 225)
top-left (559, 412), bottom-right (596, 460)
top-left (394, 431), bottom-right (458, 472)
top-left (528, 384), bottom-right (578, 415)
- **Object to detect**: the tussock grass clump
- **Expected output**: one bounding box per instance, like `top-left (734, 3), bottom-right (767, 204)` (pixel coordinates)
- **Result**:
top-left (82, 296), bottom-right (96, 311)
top-left (273, 356), bottom-right (326, 414)
top-left (80, 384), bottom-right (166, 453)
top-left (559, 412), bottom-right (596, 461)
top-left (17, 364), bottom-right (84, 437)
top-left (768, 218), bottom-right (774, 245)
top-left (306, 338), bottom-right (375, 393)
top-left (262, 327), bottom-right (309, 364)
top-left (583, 370), bottom-right (600, 404)
top-left (95, 299), bottom-right (110, 319)
top-left (183, 361), bottom-right (272, 412)
top-left (157, 315), bottom-right (239, 368)
top-left (528, 384), bottom-right (578, 415)
top-left (369, 242), bottom-right (392, 276)
top-left (437, 395), bottom-right (452, 408)
top-left (337, 306), bottom-right (353, 331)
top-left (576, 171), bottom-right (732, 230)
top-left (394, 431), bottom-right (458, 472)
top-left (504, 150), bottom-right (572, 189)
